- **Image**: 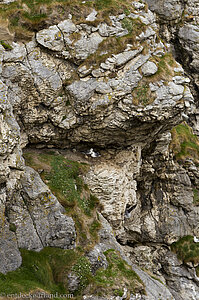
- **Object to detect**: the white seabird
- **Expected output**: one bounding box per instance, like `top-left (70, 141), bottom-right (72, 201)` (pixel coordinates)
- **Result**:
top-left (87, 148), bottom-right (100, 158)
top-left (194, 236), bottom-right (199, 243)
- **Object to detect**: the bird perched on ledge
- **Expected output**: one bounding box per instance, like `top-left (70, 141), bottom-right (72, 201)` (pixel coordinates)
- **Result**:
top-left (194, 236), bottom-right (199, 243)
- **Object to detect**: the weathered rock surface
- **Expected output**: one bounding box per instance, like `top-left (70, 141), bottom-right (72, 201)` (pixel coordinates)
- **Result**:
top-left (8, 167), bottom-right (76, 251)
top-left (0, 165), bottom-right (76, 273)
top-left (84, 214), bottom-right (174, 300)
top-left (0, 3), bottom-right (193, 149)
top-left (146, 0), bottom-right (183, 21)
top-left (1, 0), bottom-right (199, 299)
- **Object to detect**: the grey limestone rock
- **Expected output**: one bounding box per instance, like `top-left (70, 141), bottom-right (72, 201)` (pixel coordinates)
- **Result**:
top-left (141, 61), bottom-right (158, 76)
top-left (95, 214), bottom-right (174, 300)
top-left (178, 24), bottom-right (199, 45)
top-left (86, 9), bottom-right (98, 22)
top-left (67, 79), bottom-right (97, 112)
top-left (67, 272), bottom-right (80, 292)
top-left (20, 166), bottom-right (76, 249)
top-left (0, 225), bottom-right (22, 274)
top-left (146, 0), bottom-right (183, 20)
top-left (0, 2), bottom-right (199, 299)
top-left (74, 32), bottom-right (104, 61)
top-left (8, 193), bottom-right (43, 251)
top-left (114, 48), bottom-right (143, 67)
top-left (87, 245), bottom-right (108, 274)
top-left (36, 25), bottom-right (65, 52)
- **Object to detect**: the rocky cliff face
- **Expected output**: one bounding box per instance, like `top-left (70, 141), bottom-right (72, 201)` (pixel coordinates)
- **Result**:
top-left (1, 0), bottom-right (199, 299)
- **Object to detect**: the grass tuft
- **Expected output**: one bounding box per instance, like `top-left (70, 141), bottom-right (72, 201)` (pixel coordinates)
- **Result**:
top-left (23, 151), bottom-right (101, 250)
top-left (93, 249), bottom-right (145, 295)
top-left (0, 0), bottom-right (140, 42)
top-left (171, 235), bottom-right (199, 266)
top-left (0, 40), bottom-right (12, 50)
top-left (170, 122), bottom-right (199, 162)
top-left (0, 247), bottom-right (78, 295)
top-left (193, 188), bottom-right (199, 206)
top-left (72, 256), bottom-right (92, 290)
top-left (132, 83), bottom-right (150, 106)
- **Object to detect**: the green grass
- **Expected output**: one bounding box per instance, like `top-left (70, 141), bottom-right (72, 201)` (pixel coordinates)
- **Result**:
top-left (114, 289), bottom-right (123, 296)
top-left (133, 83), bottom-right (149, 106)
top-left (23, 12), bottom-right (47, 22)
top-left (89, 219), bottom-right (101, 240)
top-left (95, 0), bottom-right (113, 10)
top-left (72, 256), bottom-right (92, 290)
top-left (0, 40), bottom-right (12, 50)
top-left (23, 152), bottom-right (99, 216)
top-left (121, 17), bottom-right (145, 34)
top-left (0, 0), bottom-right (139, 42)
top-left (193, 188), bottom-right (199, 205)
top-left (170, 122), bottom-right (199, 162)
top-left (93, 249), bottom-right (145, 295)
top-left (171, 235), bottom-right (199, 265)
top-left (0, 247), bottom-right (78, 296)
top-left (47, 155), bottom-right (84, 206)
top-left (0, 247), bottom-right (145, 298)
top-left (23, 151), bottom-right (101, 252)
top-left (46, 155), bottom-right (98, 216)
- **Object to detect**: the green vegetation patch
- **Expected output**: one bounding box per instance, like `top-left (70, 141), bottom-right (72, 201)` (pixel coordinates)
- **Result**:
top-left (93, 249), bottom-right (145, 296)
top-left (23, 151), bottom-right (100, 251)
top-left (72, 256), bottom-right (92, 290)
top-left (95, 0), bottom-right (113, 10)
top-left (193, 188), bottom-right (199, 206)
top-left (23, 12), bottom-right (47, 22)
top-left (170, 122), bottom-right (199, 162)
top-left (121, 17), bottom-right (145, 34)
top-left (9, 223), bottom-right (17, 232)
top-left (89, 218), bottom-right (101, 240)
top-left (0, 40), bottom-right (12, 50)
top-left (23, 151), bottom-right (98, 216)
top-left (132, 83), bottom-right (150, 106)
top-left (0, 0), bottom-right (143, 42)
top-left (47, 155), bottom-right (99, 216)
top-left (147, 53), bottom-right (177, 82)
top-left (171, 235), bottom-right (199, 265)
top-left (132, 81), bottom-right (156, 106)
top-left (0, 247), bottom-right (145, 298)
top-left (94, 0), bottom-right (142, 15)
top-left (0, 247), bottom-right (78, 296)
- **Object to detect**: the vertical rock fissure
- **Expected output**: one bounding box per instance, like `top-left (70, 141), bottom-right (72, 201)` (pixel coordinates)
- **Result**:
top-left (20, 192), bottom-right (45, 248)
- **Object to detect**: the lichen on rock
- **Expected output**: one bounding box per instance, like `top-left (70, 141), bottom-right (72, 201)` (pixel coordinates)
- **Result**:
top-left (1, 0), bottom-right (199, 299)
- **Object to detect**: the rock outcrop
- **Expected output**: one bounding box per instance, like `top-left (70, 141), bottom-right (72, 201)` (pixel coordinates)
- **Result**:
top-left (1, 0), bottom-right (199, 299)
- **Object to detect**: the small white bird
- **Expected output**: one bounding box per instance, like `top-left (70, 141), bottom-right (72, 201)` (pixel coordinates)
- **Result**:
top-left (87, 148), bottom-right (100, 158)
top-left (194, 236), bottom-right (199, 243)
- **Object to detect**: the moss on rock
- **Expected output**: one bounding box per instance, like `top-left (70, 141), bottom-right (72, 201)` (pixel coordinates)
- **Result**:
top-left (170, 122), bottom-right (199, 162)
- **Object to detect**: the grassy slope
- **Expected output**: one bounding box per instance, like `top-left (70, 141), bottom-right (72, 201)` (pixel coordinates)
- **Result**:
top-left (170, 125), bottom-right (199, 269)
top-left (23, 151), bottom-right (100, 248)
top-left (0, 0), bottom-right (146, 42)
top-left (132, 53), bottom-right (177, 106)
top-left (0, 151), bottom-right (145, 298)
top-left (170, 122), bottom-right (199, 205)
top-left (171, 235), bottom-right (199, 276)
top-left (170, 122), bottom-right (199, 162)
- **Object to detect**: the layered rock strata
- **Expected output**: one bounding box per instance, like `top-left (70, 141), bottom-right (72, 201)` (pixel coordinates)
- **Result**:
top-left (0, 0), bottom-right (199, 299)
